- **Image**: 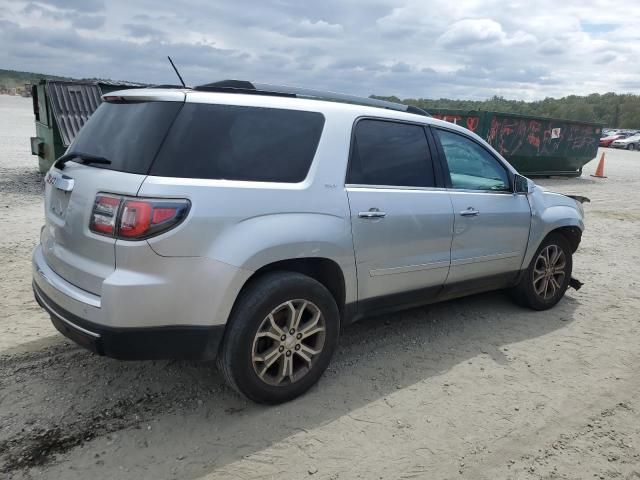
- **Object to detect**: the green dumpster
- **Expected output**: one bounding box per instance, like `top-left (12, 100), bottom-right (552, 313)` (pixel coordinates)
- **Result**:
top-left (29, 79), bottom-right (143, 173)
top-left (429, 109), bottom-right (603, 177)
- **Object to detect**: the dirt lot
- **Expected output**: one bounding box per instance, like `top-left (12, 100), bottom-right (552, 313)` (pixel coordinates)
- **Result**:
top-left (1, 95), bottom-right (639, 479)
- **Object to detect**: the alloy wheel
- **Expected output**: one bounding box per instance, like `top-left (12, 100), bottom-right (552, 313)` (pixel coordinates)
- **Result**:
top-left (533, 244), bottom-right (567, 300)
top-left (251, 300), bottom-right (326, 386)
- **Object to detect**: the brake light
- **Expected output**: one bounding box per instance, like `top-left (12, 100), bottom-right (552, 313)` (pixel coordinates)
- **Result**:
top-left (119, 201), bottom-right (153, 238)
top-left (89, 194), bottom-right (190, 240)
top-left (103, 95), bottom-right (127, 103)
top-left (90, 195), bottom-right (121, 236)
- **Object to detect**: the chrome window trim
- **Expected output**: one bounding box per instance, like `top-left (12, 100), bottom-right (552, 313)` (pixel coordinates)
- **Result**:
top-left (445, 188), bottom-right (516, 195)
top-left (345, 183), bottom-right (448, 192)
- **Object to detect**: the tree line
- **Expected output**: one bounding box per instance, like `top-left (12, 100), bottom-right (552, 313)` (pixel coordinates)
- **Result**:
top-left (3, 67), bottom-right (638, 128)
top-left (372, 93), bottom-right (640, 129)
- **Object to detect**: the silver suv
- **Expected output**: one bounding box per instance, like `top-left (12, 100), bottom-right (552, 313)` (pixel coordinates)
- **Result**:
top-left (33, 81), bottom-right (585, 403)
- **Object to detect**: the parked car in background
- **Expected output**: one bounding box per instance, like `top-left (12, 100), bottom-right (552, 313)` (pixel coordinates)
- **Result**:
top-left (32, 81), bottom-right (586, 404)
top-left (611, 134), bottom-right (640, 150)
top-left (600, 132), bottom-right (630, 147)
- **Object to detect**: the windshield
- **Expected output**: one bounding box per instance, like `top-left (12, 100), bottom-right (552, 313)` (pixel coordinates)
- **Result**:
top-left (68, 101), bottom-right (183, 174)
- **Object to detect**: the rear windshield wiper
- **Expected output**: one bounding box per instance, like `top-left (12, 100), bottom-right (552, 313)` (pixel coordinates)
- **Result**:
top-left (54, 151), bottom-right (112, 170)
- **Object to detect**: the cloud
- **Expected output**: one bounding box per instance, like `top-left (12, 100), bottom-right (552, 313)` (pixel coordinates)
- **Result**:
top-left (0, 0), bottom-right (639, 100)
top-left (437, 19), bottom-right (536, 49)
top-left (124, 23), bottom-right (167, 40)
top-left (581, 22), bottom-right (617, 34)
top-left (438, 19), bottom-right (506, 48)
top-left (285, 19), bottom-right (344, 38)
top-left (31, 0), bottom-right (104, 13)
top-left (20, 1), bottom-right (106, 28)
top-left (537, 39), bottom-right (564, 55)
top-left (594, 52), bottom-right (618, 65)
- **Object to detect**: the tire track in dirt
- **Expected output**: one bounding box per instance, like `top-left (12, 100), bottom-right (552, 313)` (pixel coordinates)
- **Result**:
top-left (0, 344), bottom-right (230, 474)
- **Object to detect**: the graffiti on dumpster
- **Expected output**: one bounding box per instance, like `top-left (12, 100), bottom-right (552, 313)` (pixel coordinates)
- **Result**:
top-left (432, 114), bottom-right (480, 133)
top-left (563, 124), bottom-right (600, 153)
top-left (486, 117), bottom-right (599, 157)
top-left (430, 110), bottom-right (601, 171)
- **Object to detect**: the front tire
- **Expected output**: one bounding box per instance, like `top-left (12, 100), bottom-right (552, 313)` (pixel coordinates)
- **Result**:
top-left (511, 233), bottom-right (573, 310)
top-left (218, 271), bottom-right (340, 404)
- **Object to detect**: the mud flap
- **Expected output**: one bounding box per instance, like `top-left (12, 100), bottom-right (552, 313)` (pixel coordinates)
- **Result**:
top-left (569, 277), bottom-right (584, 290)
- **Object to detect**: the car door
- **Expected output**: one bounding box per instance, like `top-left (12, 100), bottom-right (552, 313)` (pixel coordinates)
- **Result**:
top-left (346, 119), bottom-right (454, 312)
top-left (431, 127), bottom-right (531, 289)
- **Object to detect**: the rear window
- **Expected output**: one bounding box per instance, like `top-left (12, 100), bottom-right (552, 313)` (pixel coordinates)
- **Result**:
top-left (150, 103), bottom-right (325, 182)
top-left (69, 101), bottom-right (183, 174)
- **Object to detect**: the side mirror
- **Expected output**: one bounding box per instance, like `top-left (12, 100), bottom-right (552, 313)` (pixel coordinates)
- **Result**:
top-left (513, 174), bottom-right (531, 194)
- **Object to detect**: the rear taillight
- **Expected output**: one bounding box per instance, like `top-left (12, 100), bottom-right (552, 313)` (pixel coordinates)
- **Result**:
top-left (119, 200), bottom-right (153, 238)
top-left (90, 195), bottom-right (121, 236)
top-left (90, 194), bottom-right (190, 240)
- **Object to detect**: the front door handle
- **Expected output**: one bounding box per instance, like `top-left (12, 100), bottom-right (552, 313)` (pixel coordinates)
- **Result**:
top-left (359, 208), bottom-right (387, 219)
top-left (460, 207), bottom-right (480, 217)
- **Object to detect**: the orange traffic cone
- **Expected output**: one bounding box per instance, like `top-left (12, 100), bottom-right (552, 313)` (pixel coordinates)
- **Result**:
top-left (591, 152), bottom-right (607, 178)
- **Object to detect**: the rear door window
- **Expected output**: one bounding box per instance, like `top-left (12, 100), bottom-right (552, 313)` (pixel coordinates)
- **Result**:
top-left (151, 103), bottom-right (325, 182)
top-left (69, 101), bottom-right (183, 174)
top-left (347, 119), bottom-right (436, 187)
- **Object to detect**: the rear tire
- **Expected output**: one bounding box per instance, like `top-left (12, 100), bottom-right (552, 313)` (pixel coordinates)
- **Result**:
top-left (511, 233), bottom-right (573, 311)
top-left (218, 271), bottom-right (340, 404)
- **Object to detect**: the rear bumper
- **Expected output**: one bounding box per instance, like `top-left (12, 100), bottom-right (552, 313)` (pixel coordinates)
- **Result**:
top-left (32, 244), bottom-right (236, 360)
top-left (33, 281), bottom-right (224, 360)
top-left (34, 239), bottom-right (251, 330)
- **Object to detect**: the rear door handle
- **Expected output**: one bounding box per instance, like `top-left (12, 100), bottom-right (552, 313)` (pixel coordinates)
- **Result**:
top-left (460, 207), bottom-right (479, 217)
top-left (359, 208), bottom-right (387, 219)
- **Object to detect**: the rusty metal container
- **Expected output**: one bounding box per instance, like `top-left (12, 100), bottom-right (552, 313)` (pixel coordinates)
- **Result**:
top-left (429, 109), bottom-right (603, 176)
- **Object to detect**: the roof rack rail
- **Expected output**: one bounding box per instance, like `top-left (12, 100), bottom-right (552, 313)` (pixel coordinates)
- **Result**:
top-left (193, 80), bottom-right (430, 117)
top-left (150, 84), bottom-right (190, 89)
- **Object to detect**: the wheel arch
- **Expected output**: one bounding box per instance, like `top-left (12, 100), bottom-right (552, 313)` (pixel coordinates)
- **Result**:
top-left (232, 257), bottom-right (349, 323)
top-left (523, 195), bottom-right (584, 269)
top-left (523, 219), bottom-right (583, 269)
top-left (547, 226), bottom-right (582, 253)
top-left (205, 211), bottom-right (357, 319)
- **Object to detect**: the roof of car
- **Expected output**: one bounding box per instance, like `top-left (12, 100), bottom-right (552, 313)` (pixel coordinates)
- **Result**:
top-left (104, 79), bottom-right (431, 119)
top-left (103, 82), bottom-right (511, 171)
top-left (104, 84), bottom-right (489, 146)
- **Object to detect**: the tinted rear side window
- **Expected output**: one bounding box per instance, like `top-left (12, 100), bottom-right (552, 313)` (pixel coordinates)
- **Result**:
top-left (348, 119), bottom-right (435, 187)
top-left (69, 101), bottom-right (183, 174)
top-left (151, 103), bottom-right (325, 182)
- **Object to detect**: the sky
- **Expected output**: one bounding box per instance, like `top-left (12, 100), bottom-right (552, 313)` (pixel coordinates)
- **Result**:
top-left (1, 0), bottom-right (639, 100)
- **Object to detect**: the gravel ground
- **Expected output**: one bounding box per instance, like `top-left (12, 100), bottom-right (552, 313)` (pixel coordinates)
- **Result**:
top-left (1, 95), bottom-right (639, 479)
